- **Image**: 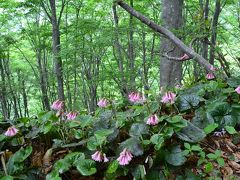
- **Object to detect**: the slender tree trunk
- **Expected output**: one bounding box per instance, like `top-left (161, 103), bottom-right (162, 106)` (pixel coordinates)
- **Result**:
top-left (160, 0), bottom-right (184, 87)
top-left (128, 0), bottom-right (135, 91)
top-left (209, 0), bottom-right (221, 65)
top-left (202, 0), bottom-right (209, 60)
top-left (112, 5), bottom-right (128, 96)
top-left (4, 53), bottom-right (19, 119)
top-left (0, 58), bottom-right (9, 120)
top-left (49, 0), bottom-right (65, 101)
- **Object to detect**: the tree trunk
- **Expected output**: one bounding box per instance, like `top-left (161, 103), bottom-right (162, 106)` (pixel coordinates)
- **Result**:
top-left (0, 58), bottom-right (9, 120)
top-left (49, 0), bottom-right (65, 101)
top-left (209, 0), bottom-right (221, 65)
top-left (160, 0), bottom-right (183, 87)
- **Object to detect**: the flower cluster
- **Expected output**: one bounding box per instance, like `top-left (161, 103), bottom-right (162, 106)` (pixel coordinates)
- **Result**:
top-left (117, 148), bottom-right (133, 165)
top-left (51, 100), bottom-right (64, 110)
top-left (128, 92), bottom-right (146, 104)
top-left (146, 114), bottom-right (159, 125)
top-left (91, 151), bottom-right (109, 162)
top-left (5, 126), bottom-right (18, 137)
top-left (161, 92), bottom-right (176, 104)
top-left (97, 98), bottom-right (108, 107)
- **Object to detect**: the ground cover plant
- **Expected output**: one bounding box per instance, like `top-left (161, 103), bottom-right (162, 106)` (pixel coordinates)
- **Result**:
top-left (1, 76), bottom-right (240, 180)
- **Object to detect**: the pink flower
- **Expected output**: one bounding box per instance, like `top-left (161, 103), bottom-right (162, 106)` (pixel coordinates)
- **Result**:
top-left (103, 154), bottom-right (109, 162)
top-left (91, 151), bottom-right (109, 162)
top-left (180, 53), bottom-right (190, 60)
top-left (128, 92), bottom-right (146, 104)
top-left (66, 111), bottom-right (78, 120)
top-left (147, 114), bottom-right (159, 125)
top-left (97, 99), bottom-right (108, 107)
top-left (4, 126), bottom-right (18, 137)
top-left (206, 73), bottom-right (215, 80)
top-left (161, 92), bottom-right (176, 104)
top-left (51, 100), bottom-right (64, 110)
top-left (117, 148), bottom-right (133, 166)
top-left (235, 86), bottom-right (240, 94)
top-left (91, 151), bottom-right (102, 162)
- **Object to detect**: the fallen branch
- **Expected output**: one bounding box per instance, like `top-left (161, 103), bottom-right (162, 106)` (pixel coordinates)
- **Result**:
top-left (162, 53), bottom-right (190, 62)
top-left (115, 0), bottom-right (213, 71)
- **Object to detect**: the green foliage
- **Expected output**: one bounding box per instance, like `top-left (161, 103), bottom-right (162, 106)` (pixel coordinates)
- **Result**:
top-left (6, 146), bottom-right (32, 175)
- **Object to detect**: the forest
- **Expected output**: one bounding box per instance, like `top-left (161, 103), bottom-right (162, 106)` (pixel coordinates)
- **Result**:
top-left (0, 0), bottom-right (240, 179)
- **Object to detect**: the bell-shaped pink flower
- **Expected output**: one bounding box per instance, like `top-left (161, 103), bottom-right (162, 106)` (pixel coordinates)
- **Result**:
top-left (117, 148), bottom-right (133, 166)
top-left (91, 151), bottom-right (102, 162)
top-left (147, 114), bottom-right (159, 125)
top-left (91, 151), bottom-right (109, 162)
top-left (51, 100), bottom-right (64, 110)
top-left (128, 92), bottom-right (146, 104)
top-left (235, 86), bottom-right (240, 94)
top-left (103, 153), bottom-right (109, 162)
top-left (97, 98), bottom-right (108, 108)
top-left (66, 111), bottom-right (78, 120)
top-left (4, 126), bottom-right (18, 137)
top-left (161, 92), bottom-right (176, 104)
top-left (206, 73), bottom-right (215, 80)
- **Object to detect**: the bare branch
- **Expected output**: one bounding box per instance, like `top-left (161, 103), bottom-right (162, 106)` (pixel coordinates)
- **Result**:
top-left (41, 2), bottom-right (52, 21)
top-left (162, 53), bottom-right (191, 62)
top-left (58, 0), bottom-right (67, 27)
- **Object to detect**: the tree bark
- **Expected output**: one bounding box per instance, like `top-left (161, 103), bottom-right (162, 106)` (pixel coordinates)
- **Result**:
top-left (160, 0), bottom-right (183, 87)
top-left (49, 0), bottom-right (65, 101)
top-left (209, 0), bottom-right (221, 65)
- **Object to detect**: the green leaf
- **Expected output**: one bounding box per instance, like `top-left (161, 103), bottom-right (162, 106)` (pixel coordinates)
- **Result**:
top-left (46, 170), bottom-right (61, 180)
top-left (129, 123), bottom-right (149, 137)
top-left (178, 94), bottom-right (200, 111)
top-left (216, 158), bottom-right (225, 167)
top-left (0, 176), bottom-right (14, 180)
top-left (166, 115), bottom-right (184, 123)
top-left (191, 145), bottom-right (202, 152)
top-left (54, 159), bottom-right (71, 174)
top-left (207, 153), bottom-right (217, 160)
top-left (94, 129), bottom-right (114, 145)
top-left (76, 159), bottom-right (97, 176)
top-left (95, 129), bottom-right (114, 138)
top-left (182, 150), bottom-right (190, 156)
top-left (149, 101), bottom-right (160, 112)
top-left (204, 123), bottom-right (218, 134)
top-left (106, 160), bottom-right (119, 174)
top-left (225, 126), bottom-right (237, 134)
top-left (163, 127), bottom-right (174, 138)
top-left (164, 145), bottom-right (186, 166)
top-left (132, 165), bottom-right (146, 180)
top-left (150, 134), bottom-right (164, 150)
top-left (176, 121), bottom-right (206, 143)
top-left (214, 150), bottom-right (222, 157)
top-left (79, 115), bottom-right (94, 128)
top-left (184, 143), bottom-right (191, 149)
top-left (7, 146), bottom-right (32, 175)
top-left (87, 136), bottom-right (98, 151)
top-left (42, 121), bottom-right (53, 134)
top-left (204, 162), bottom-right (213, 173)
top-left (0, 134), bottom-right (6, 142)
top-left (68, 120), bottom-right (81, 128)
